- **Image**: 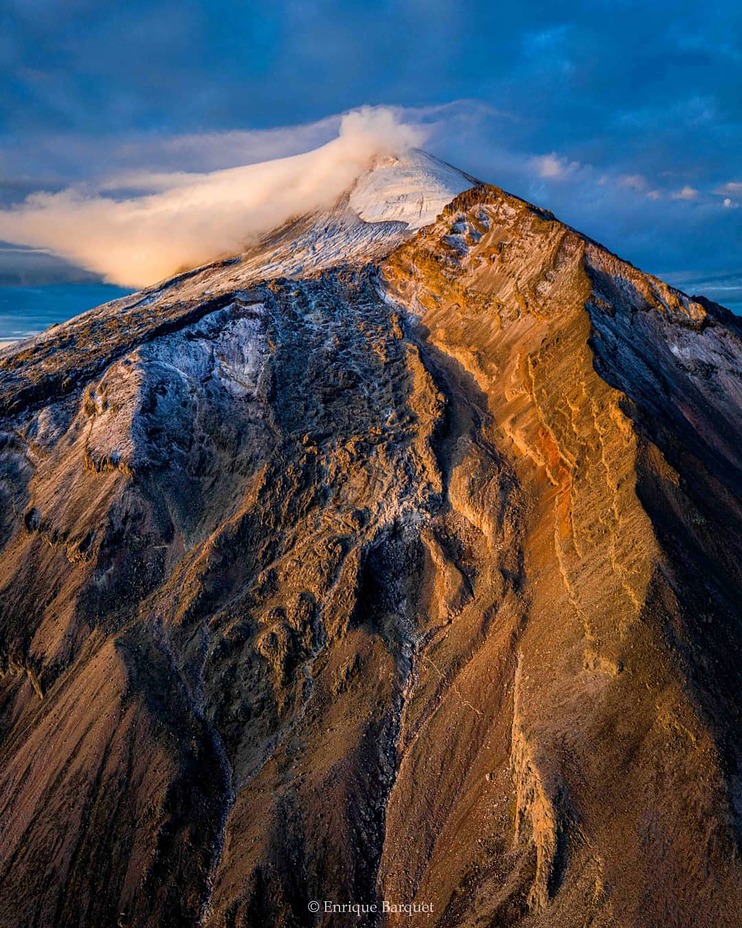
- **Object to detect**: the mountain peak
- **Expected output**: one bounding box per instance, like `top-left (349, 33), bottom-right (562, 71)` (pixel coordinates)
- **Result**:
top-left (1, 161), bottom-right (741, 928)
top-left (349, 148), bottom-right (478, 229)
top-left (117, 150), bottom-right (479, 291)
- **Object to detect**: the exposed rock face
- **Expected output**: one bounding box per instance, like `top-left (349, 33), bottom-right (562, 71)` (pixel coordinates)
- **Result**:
top-left (0, 165), bottom-right (741, 928)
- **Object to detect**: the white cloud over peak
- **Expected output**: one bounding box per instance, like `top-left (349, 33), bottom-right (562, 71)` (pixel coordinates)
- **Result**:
top-left (0, 107), bottom-right (424, 288)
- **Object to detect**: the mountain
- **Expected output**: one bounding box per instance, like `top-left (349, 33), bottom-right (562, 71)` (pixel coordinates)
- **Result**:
top-left (0, 151), bottom-right (741, 928)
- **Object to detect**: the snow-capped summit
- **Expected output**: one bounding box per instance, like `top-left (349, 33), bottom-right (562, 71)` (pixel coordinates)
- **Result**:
top-left (114, 149), bottom-right (479, 293)
top-left (349, 148), bottom-right (478, 229)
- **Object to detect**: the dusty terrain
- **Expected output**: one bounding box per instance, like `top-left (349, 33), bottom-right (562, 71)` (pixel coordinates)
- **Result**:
top-left (0, 162), bottom-right (741, 927)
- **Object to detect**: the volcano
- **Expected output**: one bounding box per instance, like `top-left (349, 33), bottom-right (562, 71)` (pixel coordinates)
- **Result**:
top-left (0, 150), bottom-right (741, 928)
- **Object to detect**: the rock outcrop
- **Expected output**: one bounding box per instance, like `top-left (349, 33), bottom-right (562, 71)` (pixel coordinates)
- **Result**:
top-left (0, 159), bottom-right (740, 928)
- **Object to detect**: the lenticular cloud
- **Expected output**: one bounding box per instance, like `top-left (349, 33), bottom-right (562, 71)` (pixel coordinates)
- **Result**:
top-left (0, 107), bottom-right (424, 289)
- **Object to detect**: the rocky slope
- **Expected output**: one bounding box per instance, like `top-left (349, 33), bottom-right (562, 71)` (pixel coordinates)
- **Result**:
top-left (0, 154), bottom-right (741, 928)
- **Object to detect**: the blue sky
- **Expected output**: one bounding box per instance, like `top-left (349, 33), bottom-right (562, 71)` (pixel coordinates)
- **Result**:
top-left (1, 0), bottom-right (740, 313)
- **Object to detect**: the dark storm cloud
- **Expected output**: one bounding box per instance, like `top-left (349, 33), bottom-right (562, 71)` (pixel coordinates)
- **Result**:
top-left (0, 0), bottom-right (740, 306)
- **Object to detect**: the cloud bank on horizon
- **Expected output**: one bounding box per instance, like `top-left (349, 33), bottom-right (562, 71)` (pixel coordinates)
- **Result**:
top-left (0, 108), bottom-right (424, 288)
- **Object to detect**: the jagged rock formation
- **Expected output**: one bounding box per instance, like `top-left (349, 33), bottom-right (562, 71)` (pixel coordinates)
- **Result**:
top-left (0, 153), bottom-right (741, 928)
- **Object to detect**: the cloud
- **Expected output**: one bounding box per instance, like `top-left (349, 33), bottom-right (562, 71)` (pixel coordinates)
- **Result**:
top-left (530, 152), bottom-right (581, 180)
top-left (0, 106), bottom-right (424, 288)
top-left (671, 185), bottom-right (699, 200)
top-left (618, 174), bottom-right (648, 191)
top-left (714, 181), bottom-right (741, 210)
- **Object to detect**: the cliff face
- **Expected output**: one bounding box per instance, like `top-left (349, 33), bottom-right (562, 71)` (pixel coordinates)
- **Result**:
top-left (0, 174), bottom-right (740, 928)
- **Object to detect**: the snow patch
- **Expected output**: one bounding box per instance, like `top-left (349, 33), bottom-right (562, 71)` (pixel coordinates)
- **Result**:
top-left (350, 150), bottom-right (475, 230)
